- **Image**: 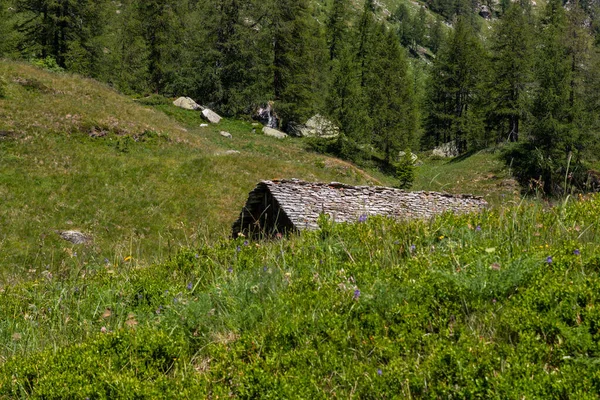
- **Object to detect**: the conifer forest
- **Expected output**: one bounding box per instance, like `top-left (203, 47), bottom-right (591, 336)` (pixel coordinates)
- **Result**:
top-left (3, 0), bottom-right (600, 194)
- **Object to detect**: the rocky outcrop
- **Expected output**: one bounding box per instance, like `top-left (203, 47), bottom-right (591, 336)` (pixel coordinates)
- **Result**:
top-left (263, 126), bottom-right (288, 139)
top-left (432, 141), bottom-right (459, 158)
top-left (202, 109), bottom-right (222, 124)
top-left (173, 97), bottom-right (202, 111)
top-left (298, 114), bottom-right (340, 138)
top-left (232, 179), bottom-right (488, 238)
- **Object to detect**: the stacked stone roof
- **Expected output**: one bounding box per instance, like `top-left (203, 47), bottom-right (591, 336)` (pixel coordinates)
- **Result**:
top-left (232, 179), bottom-right (488, 238)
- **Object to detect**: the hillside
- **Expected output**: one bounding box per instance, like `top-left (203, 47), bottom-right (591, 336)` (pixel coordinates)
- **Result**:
top-left (0, 61), bottom-right (397, 283)
top-left (3, 62), bottom-right (600, 397)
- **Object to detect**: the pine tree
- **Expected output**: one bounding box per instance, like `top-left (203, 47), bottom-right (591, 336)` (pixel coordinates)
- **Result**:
top-left (105, 0), bottom-right (149, 94)
top-left (326, 0), bottom-right (350, 62)
top-left (366, 25), bottom-right (417, 163)
top-left (356, 0), bottom-right (377, 89)
top-left (488, 2), bottom-right (534, 143)
top-left (424, 16), bottom-right (485, 153)
top-left (268, 0), bottom-right (323, 130)
top-left (14, 0), bottom-right (108, 73)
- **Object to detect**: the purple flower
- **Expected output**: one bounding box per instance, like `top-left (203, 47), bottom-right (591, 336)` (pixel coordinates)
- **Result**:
top-left (104, 258), bottom-right (110, 264)
top-left (187, 282), bottom-right (193, 290)
top-left (492, 298), bottom-right (497, 304)
top-left (236, 246), bottom-right (241, 253)
top-left (476, 225), bottom-right (481, 231)
top-left (228, 267), bottom-right (233, 273)
top-left (377, 369), bottom-right (383, 376)
top-left (243, 240), bottom-right (249, 246)
top-left (358, 214), bottom-right (367, 223)
top-left (546, 256), bottom-right (553, 264)
top-left (574, 249), bottom-right (581, 256)
top-left (410, 244), bottom-right (416, 252)
top-left (353, 289), bottom-right (361, 300)
top-left (263, 266), bottom-right (268, 272)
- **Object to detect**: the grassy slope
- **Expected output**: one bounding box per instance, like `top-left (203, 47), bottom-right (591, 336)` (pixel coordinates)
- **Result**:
top-left (0, 61), bottom-right (394, 284)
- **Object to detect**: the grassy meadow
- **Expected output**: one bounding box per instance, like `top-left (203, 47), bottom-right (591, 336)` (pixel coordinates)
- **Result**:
top-left (2, 62), bottom-right (599, 397)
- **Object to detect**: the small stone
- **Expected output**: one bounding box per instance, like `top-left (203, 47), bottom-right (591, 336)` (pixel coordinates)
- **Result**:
top-left (263, 126), bottom-right (287, 139)
top-left (200, 124), bottom-right (209, 128)
top-left (220, 131), bottom-right (232, 139)
top-left (56, 230), bottom-right (91, 245)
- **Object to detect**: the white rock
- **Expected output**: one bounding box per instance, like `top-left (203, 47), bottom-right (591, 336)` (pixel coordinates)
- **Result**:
top-left (200, 124), bottom-right (209, 128)
top-left (202, 108), bottom-right (222, 124)
top-left (263, 127), bottom-right (288, 139)
top-left (220, 131), bottom-right (232, 139)
top-left (173, 97), bottom-right (201, 111)
top-left (57, 230), bottom-right (91, 245)
top-left (298, 114), bottom-right (339, 138)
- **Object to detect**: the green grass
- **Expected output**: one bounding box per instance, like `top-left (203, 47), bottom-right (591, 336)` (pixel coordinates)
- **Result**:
top-left (3, 60), bottom-right (600, 398)
top-left (2, 196), bottom-right (600, 397)
top-left (413, 151), bottom-right (520, 205)
top-left (0, 61), bottom-right (394, 285)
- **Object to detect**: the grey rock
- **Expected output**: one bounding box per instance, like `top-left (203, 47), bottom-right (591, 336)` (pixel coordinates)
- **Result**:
top-left (200, 124), bottom-right (209, 128)
top-left (432, 141), bottom-right (459, 158)
top-left (298, 114), bottom-right (340, 138)
top-left (220, 131), bottom-right (233, 139)
top-left (263, 126), bottom-right (288, 139)
top-left (173, 97), bottom-right (201, 111)
top-left (56, 230), bottom-right (92, 245)
top-left (202, 109), bottom-right (222, 124)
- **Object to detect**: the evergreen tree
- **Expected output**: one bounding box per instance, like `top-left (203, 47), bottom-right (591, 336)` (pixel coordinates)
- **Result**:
top-left (326, 0), bottom-right (350, 62)
top-left (105, 0), bottom-right (149, 94)
top-left (428, 17), bottom-right (445, 54)
top-left (14, 0), bottom-right (108, 74)
top-left (268, 0), bottom-right (323, 130)
top-left (488, 2), bottom-right (534, 143)
top-left (366, 25), bottom-right (417, 162)
top-left (424, 16), bottom-right (485, 153)
top-left (356, 0), bottom-right (377, 89)
top-left (137, 0), bottom-right (181, 94)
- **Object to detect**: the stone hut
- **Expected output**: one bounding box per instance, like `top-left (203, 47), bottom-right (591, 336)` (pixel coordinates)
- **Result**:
top-left (232, 179), bottom-right (488, 238)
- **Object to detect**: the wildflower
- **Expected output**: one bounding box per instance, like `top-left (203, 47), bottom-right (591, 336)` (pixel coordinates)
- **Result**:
top-left (263, 266), bottom-right (268, 272)
top-left (410, 244), bottom-right (416, 252)
top-left (353, 289), bottom-right (361, 300)
top-left (546, 256), bottom-right (553, 264)
top-left (243, 241), bottom-right (249, 246)
top-left (491, 263), bottom-right (501, 271)
top-left (104, 258), bottom-right (110, 264)
top-left (195, 254), bottom-right (199, 259)
top-left (228, 267), bottom-right (233, 273)
top-left (377, 369), bottom-right (383, 376)
top-left (476, 225), bottom-right (481, 231)
top-left (187, 282), bottom-right (193, 290)
top-left (100, 327), bottom-right (108, 334)
top-left (492, 299), bottom-right (497, 304)
top-left (358, 214), bottom-right (367, 223)
top-left (236, 246), bottom-right (241, 253)
top-left (574, 249), bottom-right (581, 256)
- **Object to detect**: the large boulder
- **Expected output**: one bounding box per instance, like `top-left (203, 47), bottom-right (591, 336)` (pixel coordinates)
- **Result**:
top-left (432, 141), bottom-right (459, 158)
top-left (297, 114), bottom-right (340, 138)
top-left (202, 108), bottom-right (222, 124)
top-left (173, 97), bottom-right (201, 111)
top-left (263, 127), bottom-right (288, 139)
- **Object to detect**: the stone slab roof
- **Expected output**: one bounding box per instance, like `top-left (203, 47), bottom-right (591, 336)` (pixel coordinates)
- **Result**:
top-left (232, 179), bottom-right (488, 238)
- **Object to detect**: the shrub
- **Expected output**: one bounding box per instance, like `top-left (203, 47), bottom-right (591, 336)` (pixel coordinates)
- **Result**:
top-left (395, 149), bottom-right (415, 189)
top-left (31, 57), bottom-right (64, 73)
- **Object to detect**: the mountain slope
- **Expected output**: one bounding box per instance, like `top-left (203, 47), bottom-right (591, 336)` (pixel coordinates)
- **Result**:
top-left (0, 61), bottom-right (393, 283)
